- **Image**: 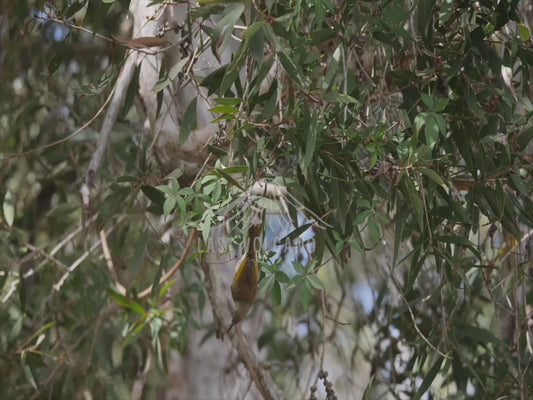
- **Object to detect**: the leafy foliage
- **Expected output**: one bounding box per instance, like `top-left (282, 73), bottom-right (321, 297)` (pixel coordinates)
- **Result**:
top-left (1, 0), bottom-right (533, 399)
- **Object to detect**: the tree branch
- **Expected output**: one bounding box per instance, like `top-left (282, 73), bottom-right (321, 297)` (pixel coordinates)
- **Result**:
top-left (99, 229), bottom-right (127, 296)
top-left (137, 229), bottom-right (198, 299)
top-left (81, 50), bottom-right (139, 207)
top-left (201, 250), bottom-right (287, 400)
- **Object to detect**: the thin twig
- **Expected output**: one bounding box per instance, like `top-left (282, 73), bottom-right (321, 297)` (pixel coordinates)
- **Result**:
top-left (36, 15), bottom-right (175, 55)
top-left (21, 242), bottom-right (69, 271)
top-left (499, 228), bottom-right (533, 265)
top-left (1, 215), bottom-right (97, 303)
top-left (309, 290), bottom-right (328, 389)
top-left (132, 347), bottom-right (152, 400)
top-left (99, 230), bottom-right (127, 295)
top-left (233, 325), bottom-right (271, 399)
top-left (137, 229), bottom-right (198, 299)
top-left (0, 83), bottom-right (117, 162)
top-left (53, 240), bottom-right (102, 292)
top-left (390, 271), bottom-right (451, 359)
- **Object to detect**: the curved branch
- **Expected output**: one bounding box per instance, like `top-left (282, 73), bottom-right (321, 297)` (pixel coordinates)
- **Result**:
top-left (137, 229), bottom-right (198, 299)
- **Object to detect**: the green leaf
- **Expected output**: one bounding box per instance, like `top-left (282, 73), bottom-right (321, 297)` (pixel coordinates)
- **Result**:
top-left (310, 27), bottom-right (335, 45)
top-left (201, 65), bottom-right (229, 96)
top-left (64, 1), bottom-right (87, 20)
top-left (275, 223), bottom-right (313, 245)
top-left (261, 88), bottom-right (278, 119)
top-left (421, 94), bottom-right (448, 112)
top-left (180, 97), bottom-right (197, 145)
top-left (142, 185), bottom-right (165, 214)
top-left (213, 168), bottom-right (244, 191)
top-left (458, 324), bottom-right (502, 344)
top-left (157, 279), bottom-right (176, 299)
top-left (436, 235), bottom-right (480, 257)
top-left (169, 58), bottom-right (189, 80)
top-left (372, 31), bottom-right (393, 45)
top-left (417, 167), bottom-right (445, 187)
top-left (300, 281), bottom-right (314, 309)
top-left (110, 290), bottom-right (146, 316)
top-left (243, 21), bottom-right (265, 39)
top-left (493, 0), bottom-right (509, 30)
top-left (272, 280), bottom-right (282, 305)
top-left (131, 231), bottom-right (148, 274)
top-left (156, 185), bottom-right (175, 195)
top-left (117, 175), bottom-right (137, 183)
top-left (209, 105), bottom-right (239, 114)
top-left (143, 185), bottom-right (166, 204)
top-left (518, 24), bottom-right (531, 41)
top-left (460, 356), bottom-right (486, 391)
top-left (404, 252), bottom-right (426, 293)
top-left (292, 261), bottom-right (306, 275)
top-left (278, 51), bottom-right (303, 86)
top-left (221, 39), bottom-right (249, 94)
top-left (307, 274), bottom-right (325, 290)
top-left (19, 270), bottom-right (26, 312)
top-left (400, 176), bottom-right (424, 231)
top-left (508, 174), bottom-right (529, 197)
top-left (176, 195), bottom-right (186, 217)
top-left (97, 188), bottom-right (130, 230)
top-left (258, 274), bottom-right (275, 295)
top-left (323, 92), bottom-right (360, 105)
top-left (212, 3), bottom-right (245, 56)
top-left (153, 76), bottom-right (172, 93)
top-left (21, 351), bottom-right (39, 389)
top-left (300, 108), bottom-right (317, 174)
top-left (9, 316), bottom-right (24, 345)
top-left (516, 124), bottom-right (533, 150)
top-left (47, 41), bottom-right (67, 74)
top-left (121, 65), bottom-right (141, 117)
top-left (420, 93), bottom-right (434, 109)
top-left (416, 0), bottom-right (436, 48)
top-left (206, 145), bottom-right (228, 156)
top-left (163, 197), bottom-right (176, 216)
top-left (424, 115), bottom-right (440, 147)
top-left (438, 0), bottom-right (454, 25)
top-left (362, 375), bottom-right (376, 400)
top-left (152, 256), bottom-right (170, 299)
top-left (414, 112), bottom-right (428, 135)
top-left (414, 355), bottom-right (443, 399)
top-left (275, 270), bottom-right (290, 284)
top-left (313, 0), bottom-right (325, 25)
top-left (3, 190), bottom-right (14, 227)
top-left (20, 322), bottom-right (56, 349)
top-left (433, 113), bottom-right (446, 134)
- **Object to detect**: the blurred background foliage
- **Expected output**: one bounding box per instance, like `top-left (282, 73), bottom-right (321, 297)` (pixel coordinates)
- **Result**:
top-left (1, 0), bottom-right (533, 399)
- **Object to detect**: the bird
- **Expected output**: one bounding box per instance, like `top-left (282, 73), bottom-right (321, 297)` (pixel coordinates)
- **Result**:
top-left (227, 221), bottom-right (263, 333)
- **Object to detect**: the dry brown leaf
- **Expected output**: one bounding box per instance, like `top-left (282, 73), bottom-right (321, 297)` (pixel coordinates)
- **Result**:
top-left (112, 35), bottom-right (171, 49)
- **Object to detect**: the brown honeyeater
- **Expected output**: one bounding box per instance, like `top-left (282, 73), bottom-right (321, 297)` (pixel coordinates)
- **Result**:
top-left (227, 221), bottom-right (263, 332)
